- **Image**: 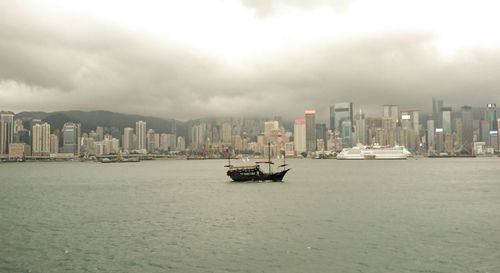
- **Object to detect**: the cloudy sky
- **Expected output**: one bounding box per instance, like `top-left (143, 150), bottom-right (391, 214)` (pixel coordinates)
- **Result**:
top-left (1, 0), bottom-right (499, 121)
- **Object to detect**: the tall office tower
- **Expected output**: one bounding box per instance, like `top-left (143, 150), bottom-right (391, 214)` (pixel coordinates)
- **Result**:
top-left (136, 121), bottom-right (147, 151)
top-left (332, 103), bottom-right (353, 132)
top-left (96, 126), bottom-right (104, 141)
top-left (341, 121), bottom-right (353, 148)
top-left (293, 119), bottom-right (306, 154)
top-left (62, 123), bottom-right (79, 155)
top-left (222, 122), bottom-right (232, 143)
top-left (123, 127), bottom-right (134, 151)
top-left (176, 136), bottom-right (186, 151)
top-left (383, 105), bottom-right (399, 128)
top-left (305, 110), bottom-right (317, 152)
top-left (426, 119), bottom-right (435, 152)
top-left (50, 134), bottom-right (59, 154)
top-left (455, 118), bottom-right (463, 149)
top-left (0, 111), bottom-right (15, 155)
top-left (329, 105), bottom-right (335, 131)
top-left (479, 119), bottom-right (489, 142)
top-left (315, 123), bottom-right (327, 149)
top-left (146, 129), bottom-right (156, 153)
top-left (14, 119), bottom-right (24, 134)
top-left (460, 106), bottom-right (473, 153)
top-left (32, 122), bottom-right (51, 156)
top-left (355, 109), bottom-right (366, 144)
top-left (400, 110), bottom-right (420, 135)
top-left (191, 123), bottom-right (207, 150)
top-left (485, 104), bottom-right (497, 131)
top-left (432, 98), bottom-right (444, 128)
top-left (440, 107), bottom-right (452, 134)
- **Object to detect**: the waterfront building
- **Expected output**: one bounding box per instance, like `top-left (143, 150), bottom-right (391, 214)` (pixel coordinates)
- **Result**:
top-left (461, 106), bottom-right (473, 153)
top-left (9, 143), bottom-right (30, 159)
top-left (122, 127), bottom-right (134, 152)
top-left (264, 121), bottom-right (279, 133)
top-left (50, 134), bottom-right (59, 154)
top-left (485, 104), bottom-right (497, 131)
top-left (32, 122), bottom-right (51, 156)
top-left (293, 119), bottom-right (306, 155)
top-left (305, 110), bottom-right (317, 152)
top-left (136, 121), bottom-right (147, 152)
top-left (16, 129), bottom-right (31, 145)
top-left (160, 133), bottom-right (176, 151)
top-left (479, 119), bottom-right (489, 142)
top-left (62, 123), bottom-right (79, 155)
top-left (0, 111), bottom-right (15, 155)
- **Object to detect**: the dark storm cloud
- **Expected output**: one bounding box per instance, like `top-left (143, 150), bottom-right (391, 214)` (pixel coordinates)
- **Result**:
top-left (1, 1), bottom-right (500, 121)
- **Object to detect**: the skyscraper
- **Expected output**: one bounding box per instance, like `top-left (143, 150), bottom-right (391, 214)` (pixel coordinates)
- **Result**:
top-left (315, 123), bottom-right (327, 149)
top-left (123, 127), bottom-right (134, 151)
top-left (136, 121), bottom-right (147, 151)
top-left (0, 111), bottom-right (15, 155)
top-left (485, 103), bottom-right (497, 131)
top-left (305, 110), bottom-right (316, 152)
top-left (32, 122), bottom-right (51, 156)
top-left (62, 123), bottom-right (79, 155)
top-left (293, 119), bottom-right (306, 155)
top-left (332, 103), bottom-right (353, 132)
top-left (383, 105), bottom-right (399, 128)
top-left (96, 126), bottom-right (104, 141)
top-left (432, 98), bottom-right (444, 128)
top-left (441, 107), bottom-right (452, 134)
top-left (460, 106), bottom-right (473, 153)
top-left (426, 119), bottom-right (435, 152)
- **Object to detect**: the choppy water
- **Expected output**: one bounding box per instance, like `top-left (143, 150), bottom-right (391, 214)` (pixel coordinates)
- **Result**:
top-left (1, 158), bottom-right (499, 273)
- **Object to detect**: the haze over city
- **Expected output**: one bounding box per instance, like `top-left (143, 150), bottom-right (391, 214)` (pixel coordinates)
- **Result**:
top-left (1, 0), bottom-right (500, 121)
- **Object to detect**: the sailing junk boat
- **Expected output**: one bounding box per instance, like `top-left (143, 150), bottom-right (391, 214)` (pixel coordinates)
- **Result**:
top-left (225, 143), bottom-right (290, 182)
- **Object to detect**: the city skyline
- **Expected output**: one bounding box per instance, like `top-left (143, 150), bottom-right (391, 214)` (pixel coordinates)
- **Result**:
top-left (2, 0), bottom-right (500, 120)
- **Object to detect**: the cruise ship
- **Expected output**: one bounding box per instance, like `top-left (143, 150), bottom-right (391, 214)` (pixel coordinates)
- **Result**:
top-left (336, 145), bottom-right (411, 160)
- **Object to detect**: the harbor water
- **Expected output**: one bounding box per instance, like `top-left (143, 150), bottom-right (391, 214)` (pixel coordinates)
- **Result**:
top-left (1, 158), bottom-right (499, 273)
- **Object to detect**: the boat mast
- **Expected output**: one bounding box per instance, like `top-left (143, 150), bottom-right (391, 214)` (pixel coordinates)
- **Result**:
top-left (268, 142), bottom-right (271, 174)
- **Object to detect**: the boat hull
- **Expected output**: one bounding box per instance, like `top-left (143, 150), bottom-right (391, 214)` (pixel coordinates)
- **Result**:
top-left (227, 169), bottom-right (290, 182)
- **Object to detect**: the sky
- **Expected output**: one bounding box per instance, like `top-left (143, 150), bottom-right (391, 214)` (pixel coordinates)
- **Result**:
top-left (1, 0), bottom-right (500, 121)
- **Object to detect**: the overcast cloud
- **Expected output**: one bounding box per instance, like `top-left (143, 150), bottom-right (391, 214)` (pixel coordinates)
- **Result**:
top-left (1, 0), bottom-right (500, 121)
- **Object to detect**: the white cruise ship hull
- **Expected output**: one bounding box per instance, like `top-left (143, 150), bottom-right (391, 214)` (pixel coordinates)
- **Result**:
top-left (337, 147), bottom-right (410, 160)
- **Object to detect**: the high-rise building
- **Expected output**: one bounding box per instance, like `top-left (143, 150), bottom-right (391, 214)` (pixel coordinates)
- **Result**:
top-left (136, 121), bottom-right (147, 151)
top-left (176, 136), bottom-right (186, 151)
top-left (62, 123), bottom-right (78, 155)
top-left (426, 119), bottom-right (435, 152)
top-left (355, 109), bottom-right (366, 145)
top-left (332, 103), bottom-right (353, 132)
top-left (383, 105), bottom-right (399, 128)
top-left (264, 121), bottom-right (279, 133)
top-left (293, 119), bottom-right (306, 155)
top-left (32, 122), bottom-right (51, 156)
top-left (441, 107), bottom-right (452, 134)
top-left (341, 121), bottom-right (353, 148)
top-left (400, 110), bottom-right (419, 135)
top-left (146, 129), bottom-right (155, 153)
top-left (305, 110), bottom-right (316, 152)
top-left (315, 123), bottom-right (327, 149)
top-left (433, 98), bottom-right (444, 128)
top-left (96, 126), bottom-right (104, 141)
top-left (123, 127), bottom-right (134, 151)
top-left (460, 106), bottom-right (473, 153)
top-left (485, 103), bottom-right (497, 131)
top-left (191, 123), bottom-right (207, 150)
top-left (50, 134), bottom-right (59, 154)
top-left (0, 111), bottom-right (15, 155)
